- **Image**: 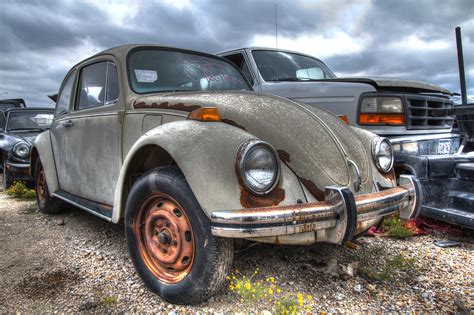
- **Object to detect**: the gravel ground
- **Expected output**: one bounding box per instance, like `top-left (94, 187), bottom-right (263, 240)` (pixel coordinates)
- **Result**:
top-left (0, 178), bottom-right (473, 313)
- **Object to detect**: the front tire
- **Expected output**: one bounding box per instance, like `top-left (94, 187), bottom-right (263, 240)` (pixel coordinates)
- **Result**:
top-left (35, 158), bottom-right (63, 214)
top-left (124, 166), bottom-right (233, 304)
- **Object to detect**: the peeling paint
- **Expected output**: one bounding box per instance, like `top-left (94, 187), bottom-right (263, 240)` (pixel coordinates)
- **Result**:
top-left (239, 187), bottom-right (285, 208)
top-left (299, 177), bottom-right (325, 201)
top-left (277, 149), bottom-right (291, 163)
top-left (134, 101), bottom-right (201, 112)
top-left (221, 118), bottom-right (247, 131)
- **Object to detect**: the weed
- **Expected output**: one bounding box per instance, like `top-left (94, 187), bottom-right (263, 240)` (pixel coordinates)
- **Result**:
top-left (359, 253), bottom-right (418, 282)
top-left (102, 295), bottom-right (118, 306)
top-left (227, 269), bottom-right (313, 313)
top-left (6, 181), bottom-right (36, 199)
top-left (384, 215), bottom-right (413, 239)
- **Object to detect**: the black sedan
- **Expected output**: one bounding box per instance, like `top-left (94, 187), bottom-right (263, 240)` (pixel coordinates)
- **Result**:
top-left (1, 108), bottom-right (54, 188)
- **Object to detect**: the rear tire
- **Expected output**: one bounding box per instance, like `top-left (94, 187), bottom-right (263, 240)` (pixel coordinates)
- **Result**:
top-left (35, 158), bottom-right (63, 214)
top-left (124, 166), bottom-right (233, 304)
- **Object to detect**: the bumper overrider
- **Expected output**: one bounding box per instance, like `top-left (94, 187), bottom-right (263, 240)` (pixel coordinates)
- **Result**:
top-left (211, 175), bottom-right (421, 244)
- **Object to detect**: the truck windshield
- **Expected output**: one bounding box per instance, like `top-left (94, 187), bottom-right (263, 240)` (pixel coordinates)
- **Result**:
top-left (252, 50), bottom-right (336, 82)
top-left (128, 49), bottom-right (251, 94)
top-left (7, 111), bottom-right (54, 131)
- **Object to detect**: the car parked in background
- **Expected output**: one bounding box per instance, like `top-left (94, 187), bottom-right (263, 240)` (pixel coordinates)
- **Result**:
top-left (1, 108), bottom-right (54, 188)
top-left (31, 45), bottom-right (420, 304)
top-left (0, 99), bottom-right (27, 172)
top-left (217, 48), bottom-right (459, 176)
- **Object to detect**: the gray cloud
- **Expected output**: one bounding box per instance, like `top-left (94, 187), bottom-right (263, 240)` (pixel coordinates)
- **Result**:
top-left (0, 0), bottom-right (472, 106)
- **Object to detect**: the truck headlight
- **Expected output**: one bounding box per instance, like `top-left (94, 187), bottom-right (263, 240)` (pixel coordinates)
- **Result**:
top-left (359, 96), bottom-right (405, 125)
top-left (13, 142), bottom-right (30, 159)
top-left (372, 138), bottom-right (394, 173)
top-left (238, 140), bottom-right (280, 195)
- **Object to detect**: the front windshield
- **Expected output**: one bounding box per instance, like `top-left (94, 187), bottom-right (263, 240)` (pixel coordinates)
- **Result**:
top-left (7, 111), bottom-right (54, 131)
top-left (0, 103), bottom-right (17, 111)
top-left (128, 49), bottom-right (251, 94)
top-left (252, 50), bottom-right (336, 82)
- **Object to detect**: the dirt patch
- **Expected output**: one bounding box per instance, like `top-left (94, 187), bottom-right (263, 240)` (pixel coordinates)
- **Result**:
top-left (15, 269), bottom-right (79, 298)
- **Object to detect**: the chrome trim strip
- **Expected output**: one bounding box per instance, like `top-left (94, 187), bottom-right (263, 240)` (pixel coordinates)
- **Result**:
top-left (5, 162), bottom-right (29, 168)
top-left (388, 133), bottom-right (460, 144)
top-left (52, 192), bottom-right (112, 222)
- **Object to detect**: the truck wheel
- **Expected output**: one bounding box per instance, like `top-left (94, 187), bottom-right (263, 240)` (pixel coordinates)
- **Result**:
top-left (124, 166), bottom-right (233, 304)
top-left (35, 158), bottom-right (63, 214)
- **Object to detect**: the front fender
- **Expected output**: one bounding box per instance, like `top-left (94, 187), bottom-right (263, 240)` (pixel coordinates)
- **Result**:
top-left (32, 131), bottom-right (59, 195)
top-left (112, 120), bottom-right (306, 223)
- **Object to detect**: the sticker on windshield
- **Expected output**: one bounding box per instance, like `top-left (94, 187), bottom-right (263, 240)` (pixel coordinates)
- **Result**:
top-left (134, 69), bottom-right (158, 83)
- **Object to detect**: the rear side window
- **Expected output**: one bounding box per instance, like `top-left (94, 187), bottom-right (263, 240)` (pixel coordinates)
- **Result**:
top-left (106, 63), bottom-right (119, 103)
top-left (77, 62), bottom-right (119, 110)
top-left (56, 70), bottom-right (76, 116)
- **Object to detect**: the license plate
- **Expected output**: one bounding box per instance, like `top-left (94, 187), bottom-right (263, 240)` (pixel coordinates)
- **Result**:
top-left (438, 139), bottom-right (451, 155)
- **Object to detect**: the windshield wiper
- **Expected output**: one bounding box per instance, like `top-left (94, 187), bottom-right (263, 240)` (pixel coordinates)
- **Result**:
top-left (269, 77), bottom-right (301, 82)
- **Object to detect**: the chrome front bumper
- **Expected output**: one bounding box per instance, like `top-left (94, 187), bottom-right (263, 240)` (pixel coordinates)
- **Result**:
top-left (211, 175), bottom-right (421, 244)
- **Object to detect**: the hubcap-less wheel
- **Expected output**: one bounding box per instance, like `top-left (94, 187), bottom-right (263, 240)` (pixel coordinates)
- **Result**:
top-left (37, 167), bottom-right (47, 207)
top-left (134, 193), bottom-right (195, 284)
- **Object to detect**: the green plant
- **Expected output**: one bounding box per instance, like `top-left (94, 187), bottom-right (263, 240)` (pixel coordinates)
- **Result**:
top-left (6, 181), bottom-right (36, 199)
top-left (384, 215), bottom-right (413, 239)
top-left (227, 269), bottom-right (313, 313)
top-left (102, 295), bottom-right (118, 306)
top-left (359, 253), bottom-right (418, 282)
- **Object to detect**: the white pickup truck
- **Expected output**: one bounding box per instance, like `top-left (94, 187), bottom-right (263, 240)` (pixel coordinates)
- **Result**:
top-left (217, 48), bottom-right (460, 176)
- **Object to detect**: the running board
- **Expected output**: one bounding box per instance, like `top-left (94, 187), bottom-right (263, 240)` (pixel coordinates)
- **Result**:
top-left (53, 190), bottom-right (113, 222)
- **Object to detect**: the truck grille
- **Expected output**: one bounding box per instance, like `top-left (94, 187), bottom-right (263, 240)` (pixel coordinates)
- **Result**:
top-left (406, 95), bottom-right (454, 130)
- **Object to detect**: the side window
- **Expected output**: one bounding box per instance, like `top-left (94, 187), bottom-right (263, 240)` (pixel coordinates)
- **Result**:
top-left (224, 53), bottom-right (254, 86)
top-left (77, 62), bottom-right (107, 110)
top-left (106, 62), bottom-right (119, 104)
top-left (56, 70), bottom-right (76, 116)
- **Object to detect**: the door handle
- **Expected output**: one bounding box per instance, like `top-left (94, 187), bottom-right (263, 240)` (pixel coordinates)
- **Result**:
top-left (63, 120), bottom-right (74, 127)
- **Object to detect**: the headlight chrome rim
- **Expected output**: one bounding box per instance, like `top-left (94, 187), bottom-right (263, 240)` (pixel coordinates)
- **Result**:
top-left (372, 138), bottom-right (394, 173)
top-left (237, 140), bottom-right (281, 196)
top-left (13, 141), bottom-right (30, 159)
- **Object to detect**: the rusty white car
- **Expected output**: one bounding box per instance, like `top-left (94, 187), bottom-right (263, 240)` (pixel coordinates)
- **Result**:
top-left (31, 45), bottom-right (421, 304)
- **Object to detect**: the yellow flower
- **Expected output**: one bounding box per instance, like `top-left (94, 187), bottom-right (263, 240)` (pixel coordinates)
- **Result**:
top-left (307, 294), bottom-right (313, 301)
top-left (276, 288), bottom-right (282, 293)
top-left (244, 282), bottom-right (251, 290)
top-left (268, 288), bottom-right (274, 295)
top-left (226, 276), bottom-right (231, 280)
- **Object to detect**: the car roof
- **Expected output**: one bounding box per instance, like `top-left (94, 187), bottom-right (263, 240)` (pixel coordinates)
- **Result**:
top-left (70, 44), bottom-right (231, 69)
top-left (216, 47), bottom-right (327, 63)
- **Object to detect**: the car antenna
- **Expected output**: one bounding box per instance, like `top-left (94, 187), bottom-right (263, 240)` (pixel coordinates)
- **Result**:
top-left (275, 3), bottom-right (279, 81)
top-left (456, 26), bottom-right (467, 105)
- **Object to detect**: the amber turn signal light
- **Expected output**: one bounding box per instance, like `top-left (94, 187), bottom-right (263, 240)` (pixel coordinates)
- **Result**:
top-left (337, 114), bottom-right (350, 125)
top-left (359, 113), bottom-right (405, 125)
top-left (188, 107), bottom-right (221, 122)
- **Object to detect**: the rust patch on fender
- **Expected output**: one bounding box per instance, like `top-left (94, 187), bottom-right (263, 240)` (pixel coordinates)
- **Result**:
top-left (221, 118), bottom-right (247, 131)
top-left (277, 150), bottom-right (291, 163)
top-left (240, 187), bottom-right (285, 208)
top-left (299, 177), bottom-right (325, 201)
top-left (134, 101), bottom-right (201, 112)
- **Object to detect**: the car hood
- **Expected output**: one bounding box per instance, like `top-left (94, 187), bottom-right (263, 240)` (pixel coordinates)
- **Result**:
top-left (133, 91), bottom-right (374, 197)
top-left (321, 77), bottom-right (452, 95)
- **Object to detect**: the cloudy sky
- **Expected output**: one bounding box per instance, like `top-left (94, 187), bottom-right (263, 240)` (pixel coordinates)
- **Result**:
top-left (0, 0), bottom-right (473, 106)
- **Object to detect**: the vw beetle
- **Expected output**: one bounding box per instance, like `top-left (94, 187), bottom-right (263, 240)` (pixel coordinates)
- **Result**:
top-left (31, 45), bottom-right (421, 304)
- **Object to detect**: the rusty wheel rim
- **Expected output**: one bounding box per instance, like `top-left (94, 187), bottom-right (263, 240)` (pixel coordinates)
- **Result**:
top-left (37, 167), bottom-right (46, 206)
top-left (134, 193), bottom-right (195, 284)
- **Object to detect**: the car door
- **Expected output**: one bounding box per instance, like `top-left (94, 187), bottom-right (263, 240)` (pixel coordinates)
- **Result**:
top-left (51, 59), bottom-right (122, 205)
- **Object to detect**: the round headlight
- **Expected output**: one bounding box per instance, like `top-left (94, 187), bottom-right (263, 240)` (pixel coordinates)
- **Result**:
top-left (372, 138), bottom-right (394, 173)
top-left (13, 142), bottom-right (30, 159)
top-left (238, 140), bottom-right (280, 195)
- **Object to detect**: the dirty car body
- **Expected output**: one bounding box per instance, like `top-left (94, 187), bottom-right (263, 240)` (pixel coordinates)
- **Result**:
top-left (31, 45), bottom-right (420, 304)
top-left (1, 108), bottom-right (53, 188)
